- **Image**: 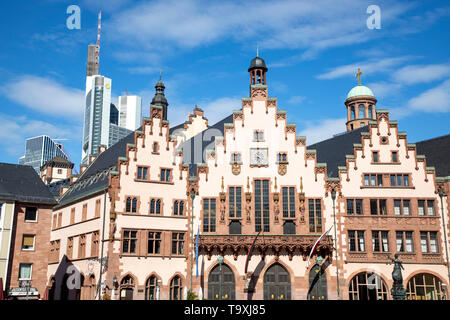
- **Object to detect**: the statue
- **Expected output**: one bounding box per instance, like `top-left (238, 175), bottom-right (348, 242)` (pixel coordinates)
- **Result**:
top-left (387, 254), bottom-right (406, 300)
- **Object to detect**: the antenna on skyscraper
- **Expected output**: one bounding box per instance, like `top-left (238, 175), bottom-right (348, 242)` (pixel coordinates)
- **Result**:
top-left (95, 11), bottom-right (102, 72)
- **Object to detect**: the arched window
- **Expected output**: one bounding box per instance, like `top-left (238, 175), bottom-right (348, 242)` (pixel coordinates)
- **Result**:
top-left (170, 276), bottom-right (182, 300)
top-left (350, 105), bottom-right (355, 120)
top-left (150, 199), bottom-right (155, 214)
top-left (126, 197), bottom-right (132, 212)
top-left (145, 276), bottom-right (157, 300)
top-left (406, 273), bottom-right (445, 300)
top-left (348, 272), bottom-right (388, 300)
top-left (156, 200), bottom-right (161, 214)
top-left (174, 201), bottom-right (179, 215)
top-left (132, 198), bottom-right (137, 213)
top-left (368, 105), bottom-right (373, 118)
top-left (358, 104), bottom-right (365, 119)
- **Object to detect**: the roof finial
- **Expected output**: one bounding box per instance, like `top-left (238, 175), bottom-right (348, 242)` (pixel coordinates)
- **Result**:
top-left (159, 69), bottom-right (162, 80)
top-left (355, 68), bottom-right (363, 86)
top-left (256, 44), bottom-right (259, 57)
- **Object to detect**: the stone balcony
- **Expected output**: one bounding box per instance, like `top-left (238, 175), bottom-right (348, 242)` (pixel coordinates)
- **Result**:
top-left (198, 234), bottom-right (333, 261)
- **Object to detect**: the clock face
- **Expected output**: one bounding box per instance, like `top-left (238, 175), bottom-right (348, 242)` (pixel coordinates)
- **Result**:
top-left (250, 148), bottom-right (268, 165)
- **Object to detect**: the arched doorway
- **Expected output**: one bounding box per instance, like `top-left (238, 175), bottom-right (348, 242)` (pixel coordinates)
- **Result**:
top-left (406, 273), bottom-right (445, 300)
top-left (208, 264), bottom-right (236, 300)
top-left (120, 275), bottom-right (135, 300)
top-left (348, 272), bottom-right (388, 300)
top-left (307, 264), bottom-right (327, 300)
top-left (263, 263), bottom-right (291, 300)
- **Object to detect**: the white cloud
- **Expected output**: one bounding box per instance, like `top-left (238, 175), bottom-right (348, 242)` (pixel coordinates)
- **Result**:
top-left (301, 118), bottom-right (347, 145)
top-left (0, 75), bottom-right (84, 118)
top-left (107, 0), bottom-right (415, 61)
top-left (316, 56), bottom-right (414, 80)
top-left (392, 63), bottom-right (450, 85)
top-left (287, 96), bottom-right (306, 104)
top-left (407, 79), bottom-right (450, 113)
top-left (366, 81), bottom-right (403, 99)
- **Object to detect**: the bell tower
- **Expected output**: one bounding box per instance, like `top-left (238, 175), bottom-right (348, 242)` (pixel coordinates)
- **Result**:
top-left (150, 72), bottom-right (169, 120)
top-left (248, 54), bottom-right (268, 98)
top-left (345, 68), bottom-right (377, 132)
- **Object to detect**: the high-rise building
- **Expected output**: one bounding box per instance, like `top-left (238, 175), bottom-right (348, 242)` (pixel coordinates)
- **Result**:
top-left (118, 95), bottom-right (142, 131)
top-left (110, 103), bottom-right (119, 125)
top-left (81, 75), bottom-right (112, 164)
top-left (18, 135), bottom-right (69, 173)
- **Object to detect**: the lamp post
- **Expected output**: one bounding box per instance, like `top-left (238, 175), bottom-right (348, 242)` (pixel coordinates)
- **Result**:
top-left (316, 256), bottom-right (324, 300)
top-left (190, 190), bottom-right (195, 294)
top-left (331, 189), bottom-right (341, 299)
top-left (112, 275), bottom-right (118, 300)
top-left (438, 187), bottom-right (450, 292)
top-left (217, 255), bottom-right (224, 300)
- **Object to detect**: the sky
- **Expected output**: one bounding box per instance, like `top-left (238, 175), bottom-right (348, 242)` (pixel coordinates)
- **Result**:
top-left (0, 0), bottom-right (449, 171)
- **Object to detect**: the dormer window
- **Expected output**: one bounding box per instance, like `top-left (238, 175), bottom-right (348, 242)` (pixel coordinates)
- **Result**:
top-left (254, 130), bottom-right (264, 142)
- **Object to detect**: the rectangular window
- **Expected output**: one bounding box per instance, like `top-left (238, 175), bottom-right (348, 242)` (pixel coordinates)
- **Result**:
top-left (18, 263), bottom-right (32, 280)
top-left (429, 232), bottom-right (438, 253)
top-left (347, 199), bottom-right (363, 215)
top-left (348, 230), bottom-right (365, 252)
top-left (418, 200), bottom-right (425, 216)
top-left (282, 187), bottom-right (296, 218)
top-left (372, 151), bottom-right (379, 163)
top-left (420, 232), bottom-right (429, 253)
top-left (231, 153), bottom-right (241, 163)
top-left (277, 153), bottom-right (287, 163)
top-left (70, 208), bottom-right (75, 224)
top-left (390, 174), bottom-right (410, 187)
top-left (67, 237), bottom-right (73, 259)
top-left (396, 231), bottom-right (414, 253)
top-left (254, 130), bottom-right (264, 142)
top-left (229, 187), bottom-right (242, 218)
top-left (58, 212), bottom-right (62, 228)
top-left (203, 199), bottom-right (216, 232)
top-left (171, 232), bottom-right (185, 255)
top-left (22, 235), bottom-right (35, 251)
top-left (309, 199), bottom-right (322, 233)
top-left (427, 200), bottom-right (435, 216)
top-left (160, 169), bottom-right (171, 182)
top-left (364, 175), bottom-right (369, 186)
top-left (91, 231), bottom-right (99, 257)
top-left (365, 174), bottom-right (383, 186)
top-left (24, 207), bottom-right (37, 222)
top-left (78, 235), bottom-right (86, 258)
top-left (392, 151), bottom-right (398, 163)
top-left (148, 232), bottom-right (161, 255)
top-left (403, 200), bottom-right (410, 215)
top-left (421, 231), bottom-right (438, 253)
top-left (372, 231), bottom-right (389, 252)
top-left (82, 204), bottom-right (87, 221)
top-left (137, 166), bottom-right (148, 180)
top-left (370, 199), bottom-right (387, 215)
top-left (394, 200), bottom-right (401, 215)
top-left (254, 180), bottom-right (270, 232)
top-left (123, 230), bottom-right (137, 254)
top-left (347, 199), bottom-right (354, 215)
top-left (95, 199), bottom-right (101, 218)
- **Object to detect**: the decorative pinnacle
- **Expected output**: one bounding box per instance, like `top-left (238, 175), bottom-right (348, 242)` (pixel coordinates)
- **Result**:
top-left (221, 176), bottom-right (224, 192)
top-left (159, 69), bottom-right (162, 80)
top-left (247, 176), bottom-right (250, 191)
top-left (300, 177), bottom-right (303, 193)
top-left (355, 68), bottom-right (363, 86)
top-left (274, 177), bottom-right (277, 191)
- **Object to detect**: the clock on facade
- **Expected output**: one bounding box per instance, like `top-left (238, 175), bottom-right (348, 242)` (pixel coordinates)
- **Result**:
top-left (250, 148), bottom-right (268, 166)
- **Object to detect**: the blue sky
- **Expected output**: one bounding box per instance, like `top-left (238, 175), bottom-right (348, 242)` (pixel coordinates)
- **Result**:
top-left (0, 0), bottom-right (449, 171)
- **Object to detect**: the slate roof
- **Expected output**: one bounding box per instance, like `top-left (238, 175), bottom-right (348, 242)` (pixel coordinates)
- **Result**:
top-left (57, 123), bottom-right (184, 207)
top-left (307, 126), bottom-right (370, 178)
top-left (0, 163), bottom-right (57, 204)
top-left (41, 156), bottom-right (74, 170)
top-left (416, 134), bottom-right (450, 177)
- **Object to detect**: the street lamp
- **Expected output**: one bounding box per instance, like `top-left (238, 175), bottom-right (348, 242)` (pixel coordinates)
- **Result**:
top-left (217, 255), bottom-right (224, 300)
top-left (190, 189), bottom-right (196, 294)
top-left (331, 189), bottom-right (341, 299)
top-left (316, 256), bottom-right (324, 300)
top-left (438, 187), bottom-right (450, 292)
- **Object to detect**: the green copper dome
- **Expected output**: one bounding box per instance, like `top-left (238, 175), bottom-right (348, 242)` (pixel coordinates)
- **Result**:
top-left (347, 85), bottom-right (374, 99)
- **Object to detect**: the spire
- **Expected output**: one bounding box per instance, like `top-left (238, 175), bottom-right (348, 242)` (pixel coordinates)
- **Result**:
top-left (151, 74), bottom-right (168, 120)
top-left (256, 44), bottom-right (259, 57)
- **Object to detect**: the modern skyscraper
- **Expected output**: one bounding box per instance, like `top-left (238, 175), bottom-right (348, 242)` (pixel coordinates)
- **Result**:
top-left (18, 135), bottom-right (69, 173)
top-left (118, 95), bottom-right (142, 131)
top-left (81, 74), bottom-right (112, 164)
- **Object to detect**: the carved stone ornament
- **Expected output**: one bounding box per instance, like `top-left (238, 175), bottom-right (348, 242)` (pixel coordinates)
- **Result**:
top-left (251, 87), bottom-right (267, 99)
top-left (278, 163), bottom-right (287, 176)
top-left (232, 163), bottom-right (241, 175)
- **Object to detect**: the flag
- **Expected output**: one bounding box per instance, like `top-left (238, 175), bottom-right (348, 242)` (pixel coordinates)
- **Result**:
top-left (195, 227), bottom-right (199, 278)
top-left (306, 226), bottom-right (333, 268)
top-left (244, 230), bottom-right (262, 274)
